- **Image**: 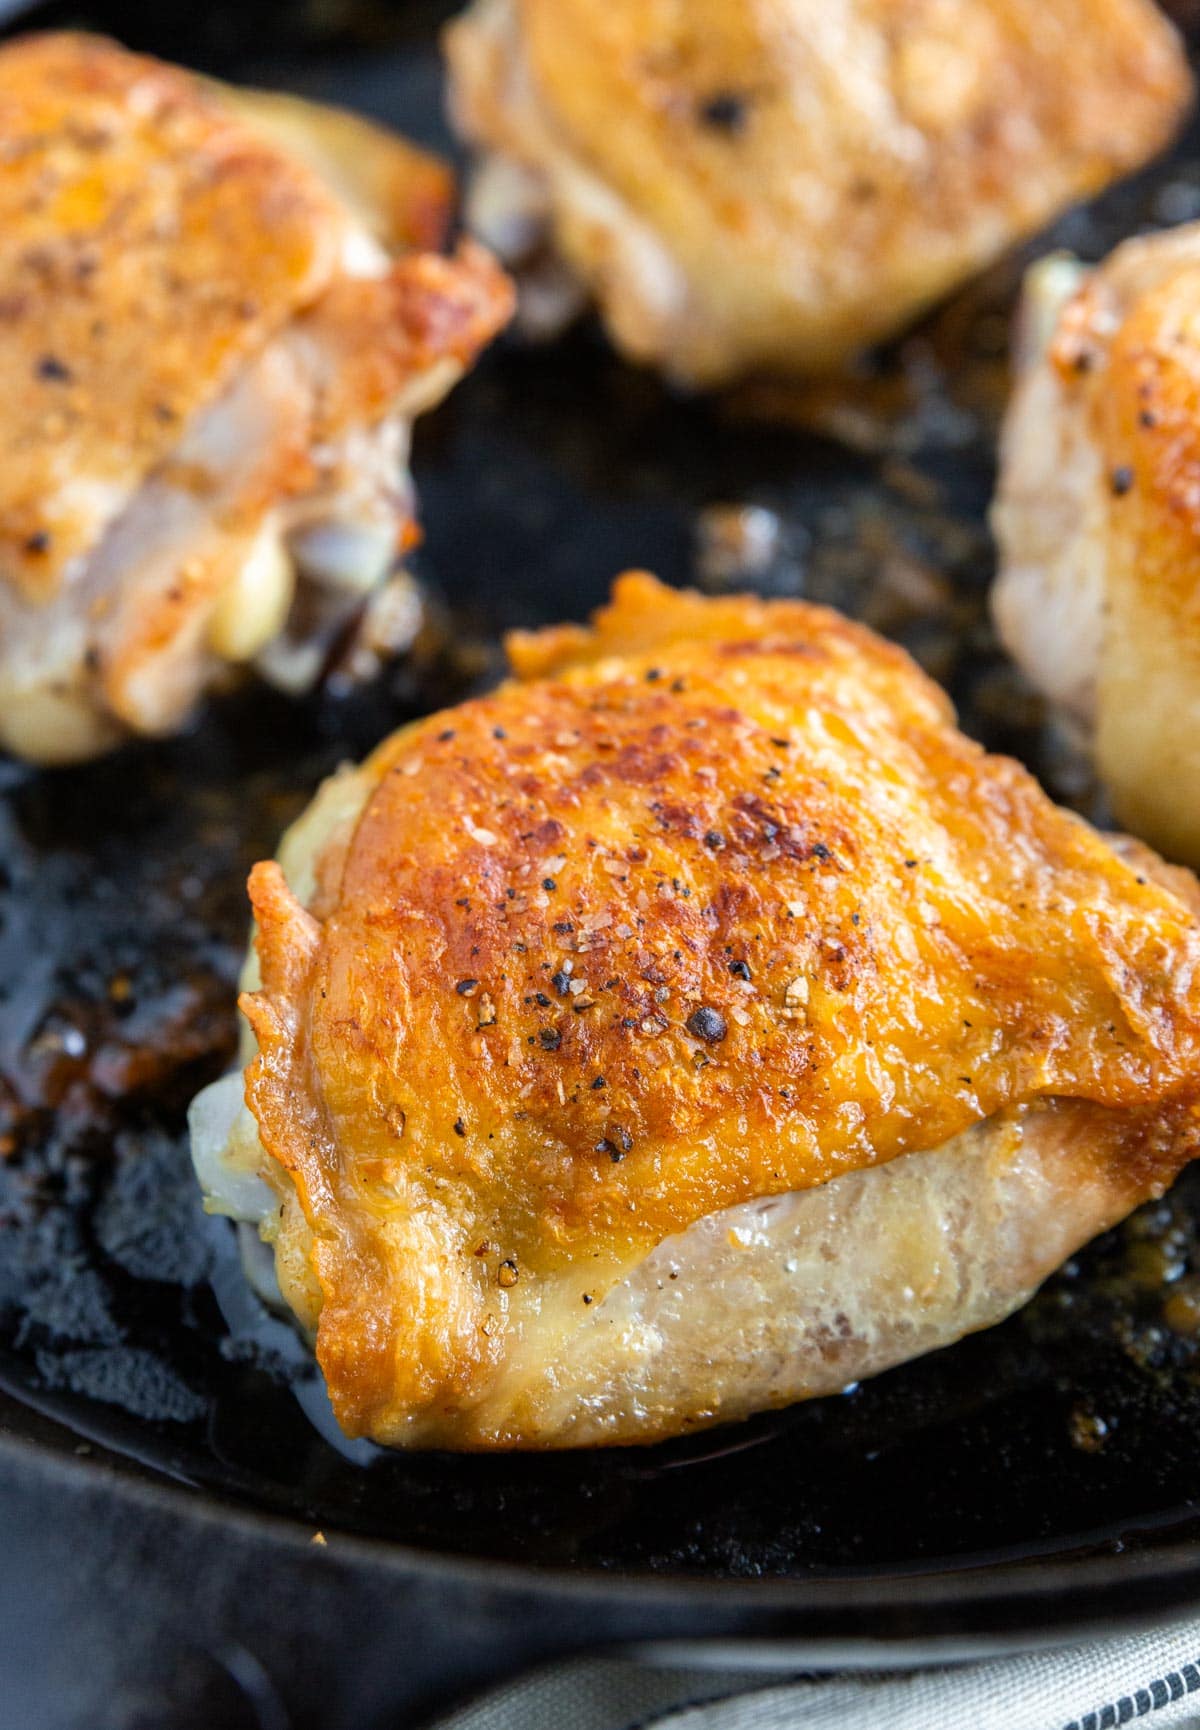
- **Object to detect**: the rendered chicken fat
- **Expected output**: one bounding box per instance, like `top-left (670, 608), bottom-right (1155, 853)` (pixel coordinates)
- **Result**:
top-left (0, 33), bottom-right (513, 762)
top-left (193, 576), bottom-right (1200, 1449)
top-left (445, 0), bottom-right (1190, 384)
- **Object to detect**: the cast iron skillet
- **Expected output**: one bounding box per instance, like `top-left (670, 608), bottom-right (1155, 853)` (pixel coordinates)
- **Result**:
top-left (5, 4), bottom-right (1200, 1725)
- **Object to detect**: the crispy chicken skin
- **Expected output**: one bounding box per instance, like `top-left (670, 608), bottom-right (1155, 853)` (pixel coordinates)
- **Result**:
top-left (0, 33), bottom-right (513, 763)
top-left (992, 226), bottom-right (1200, 866)
top-left (192, 575), bottom-right (1200, 1449)
top-left (444, 0), bottom-right (1190, 385)
top-left (216, 85), bottom-right (455, 256)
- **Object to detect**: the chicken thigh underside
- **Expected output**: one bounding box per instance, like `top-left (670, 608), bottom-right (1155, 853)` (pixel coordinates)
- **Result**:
top-left (191, 576), bottom-right (1200, 1449)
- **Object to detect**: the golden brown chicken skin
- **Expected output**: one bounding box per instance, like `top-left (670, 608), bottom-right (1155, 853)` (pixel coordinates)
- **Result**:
top-left (993, 225), bottom-right (1200, 867)
top-left (190, 575), bottom-right (1200, 1449)
top-left (0, 33), bottom-right (513, 763)
top-left (445, 0), bottom-right (1191, 385)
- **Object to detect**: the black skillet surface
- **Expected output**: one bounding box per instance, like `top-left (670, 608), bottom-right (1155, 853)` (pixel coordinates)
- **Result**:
top-left (8, 3), bottom-right (1200, 1725)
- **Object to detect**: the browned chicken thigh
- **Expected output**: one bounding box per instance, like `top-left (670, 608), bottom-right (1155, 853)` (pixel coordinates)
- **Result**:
top-left (445, 0), bottom-right (1190, 385)
top-left (192, 576), bottom-right (1200, 1449)
top-left (992, 225), bottom-right (1200, 867)
top-left (0, 33), bottom-right (513, 763)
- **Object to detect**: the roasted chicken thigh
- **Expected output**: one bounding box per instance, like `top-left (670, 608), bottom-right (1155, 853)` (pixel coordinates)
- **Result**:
top-left (992, 225), bottom-right (1200, 866)
top-left (192, 575), bottom-right (1200, 1449)
top-left (444, 0), bottom-right (1190, 385)
top-left (0, 33), bottom-right (513, 763)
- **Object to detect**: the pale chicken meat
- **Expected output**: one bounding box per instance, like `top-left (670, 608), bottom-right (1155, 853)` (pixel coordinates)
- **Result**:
top-left (992, 225), bottom-right (1200, 866)
top-left (443, 0), bottom-right (1191, 386)
top-left (0, 33), bottom-right (513, 763)
top-left (191, 575), bottom-right (1200, 1449)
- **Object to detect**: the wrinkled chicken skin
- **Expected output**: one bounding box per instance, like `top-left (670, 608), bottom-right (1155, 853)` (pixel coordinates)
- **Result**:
top-left (444, 0), bottom-right (1190, 386)
top-left (192, 574), bottom-right (1200, 1449)
top-left (992, 226), bottom-right (1200, 866)
top-left (0, 33), bottom-right (513, 762)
